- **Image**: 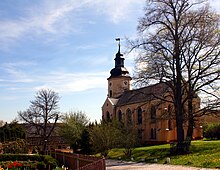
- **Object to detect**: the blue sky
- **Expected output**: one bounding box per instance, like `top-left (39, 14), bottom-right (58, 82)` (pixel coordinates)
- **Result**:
top-left (0, 0), bottom-right (219, 123)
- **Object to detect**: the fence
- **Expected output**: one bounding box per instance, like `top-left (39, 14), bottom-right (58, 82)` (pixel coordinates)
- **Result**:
top-left (51, 150), bottom-right (106, 170)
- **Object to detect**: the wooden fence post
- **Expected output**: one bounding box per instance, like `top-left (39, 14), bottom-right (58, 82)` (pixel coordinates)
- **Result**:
top-left (76, 154), bottom-right (79, 170)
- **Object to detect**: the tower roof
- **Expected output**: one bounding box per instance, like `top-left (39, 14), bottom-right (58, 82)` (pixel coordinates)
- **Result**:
top-left (108, 39), bottom-right (130, 79)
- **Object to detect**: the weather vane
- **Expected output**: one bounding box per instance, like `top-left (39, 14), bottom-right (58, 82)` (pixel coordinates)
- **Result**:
top-left (115, 38), bottom-right (121, 53)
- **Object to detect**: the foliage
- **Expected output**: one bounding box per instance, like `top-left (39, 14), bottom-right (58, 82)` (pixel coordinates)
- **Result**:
top-left (3, 138), bottom-right (28, 154)
top-left (18, 89), bottom-right (61, 154)
top-left (80, 126), bottom-right (93, 154)
top-left (0, 155), bottom-right (57, 170)
top-left (6, 161), bottom-right (22, 169)
top-left (0, 122), bottom-right (26, 143)
top-left (59, 111), bottom-right (90, 152)
top-left (0, 154), bottom-right (44, 162)
top-left (116, 123), bottom-right (139, 158)
top-left (89, 121), bottom-right (121, 157)
top-left (43, 155), bottom-right (58, 170)
top-left (203, 123), bottom-right (220, 140)
top-left (90, 120), bottom-right (139, 157)
top-left (108, 140), bottom-right (220, 168)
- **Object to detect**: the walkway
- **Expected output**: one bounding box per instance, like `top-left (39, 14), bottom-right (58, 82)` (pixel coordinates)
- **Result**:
top-left (106, 159), bottom-right (217, 170)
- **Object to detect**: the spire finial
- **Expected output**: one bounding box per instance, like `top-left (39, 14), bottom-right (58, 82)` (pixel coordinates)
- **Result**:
top-left (115, 38), bottom-right (121, 53)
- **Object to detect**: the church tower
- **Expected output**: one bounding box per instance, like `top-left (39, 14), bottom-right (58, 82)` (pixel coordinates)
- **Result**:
top-left (107, 39), bottom-right (132, 98)
top-left (102, 39), bottom-right (132, 121)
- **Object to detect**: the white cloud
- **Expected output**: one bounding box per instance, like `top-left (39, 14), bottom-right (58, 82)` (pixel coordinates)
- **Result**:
top-left (34, 71), bottom-right (108, 93)
top-left (1, 62), bottom-right (36, 83)
top-left (0, 0), bottom-right (145, 49)
top-left (0, 1), bottom-right (86, 48)
top-left (1, 61), bottom-right (108, 93)
top-left (90, 0), bottom-right (144, 24)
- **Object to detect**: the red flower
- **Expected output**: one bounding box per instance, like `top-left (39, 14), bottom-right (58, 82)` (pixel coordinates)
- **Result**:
top-left (8, 161), bottom-right (23, 169)
top-left (13, 161), bottom-right (17, 167)
top-left (8, 163), bottom-right (13, 169)
top-left (18, 162), bottom-right (22, 167)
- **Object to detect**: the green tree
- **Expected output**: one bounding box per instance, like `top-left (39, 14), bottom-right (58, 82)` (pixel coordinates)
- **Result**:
top-left (89, 120), bottom-right (139, 157)
top-left (59, 111), bottom-right (89, 152)
top-left (0, 122), bottom-right (26, 143)
top-left (129, 0), bottom-right (220, 153)
top-left (117, 123), bottom-right (139, 158)
top-left (89, 121), bottom-right (121, 157)
top-left (203, 123), bottom-right (220, 140)
top-left (18, 89), bottom-right (61, 154)
top-left (3, 138), bottom-right (28, 154)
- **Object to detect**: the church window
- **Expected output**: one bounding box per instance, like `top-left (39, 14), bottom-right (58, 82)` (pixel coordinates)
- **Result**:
top-left (126, 108), bottom-right (132, 125)
top-left (109, 90), bottom-right (112, 97)
top-left (106, 111), bottom-right (111, 121)
top-left (137, 107), bottom-right (142, 125)
top-left (118, 110), bottom-right (122, 122)
top-left (150, 106), bottom-right (156, 121)
top-left (168, 120), bottom-right (172, 130)
top-left (150, 128), bottom-right (156, 139)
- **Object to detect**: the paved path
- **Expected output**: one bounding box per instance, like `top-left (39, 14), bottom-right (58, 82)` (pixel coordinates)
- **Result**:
top-left (106, 159), bottom-right (217, 170)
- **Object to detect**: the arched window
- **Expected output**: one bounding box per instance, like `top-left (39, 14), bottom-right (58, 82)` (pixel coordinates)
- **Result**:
top-left (151, 106), bottom-right (156, 120)
top-left (150, 128), bottom-right (154, 139)
top-left (118, 110), bottom-right (122, 122)
top-left (150, 128), bottom-right (157, 139)
top-left (109, 90), bottom-right (112, 97)
top-left (126, 108), bottom-right (132, 125)
top-left (137, 107), bottom-right (142, 125)
top-left (106, 111), bottom-right (110, 121)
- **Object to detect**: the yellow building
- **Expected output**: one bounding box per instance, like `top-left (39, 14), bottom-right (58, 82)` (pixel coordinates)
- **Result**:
top-left (102, 45), bottom-right (203, 144)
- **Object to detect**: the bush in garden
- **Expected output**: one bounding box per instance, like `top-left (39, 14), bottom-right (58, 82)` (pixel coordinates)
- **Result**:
top-left (0, 154), bottom-right (43, 162)
top-left (44, 155), bottom-right (58, 169)
top-left (203, 123), bottom-right (220, 140)
top-left (0, 154), bottom-right (57, 170)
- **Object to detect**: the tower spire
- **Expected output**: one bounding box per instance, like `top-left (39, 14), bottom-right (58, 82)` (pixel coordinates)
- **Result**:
top-left (108, 38), bottom-right (130, 78)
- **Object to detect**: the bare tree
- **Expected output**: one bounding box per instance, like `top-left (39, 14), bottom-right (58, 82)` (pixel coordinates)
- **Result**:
top-left (128, 0), bottom-right (220, 153)
top-left (18, 89), bottom-right (61, 154)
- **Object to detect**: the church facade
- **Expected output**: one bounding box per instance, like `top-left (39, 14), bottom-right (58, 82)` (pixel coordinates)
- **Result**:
top-left (102, 44), bottom-right (203, 144)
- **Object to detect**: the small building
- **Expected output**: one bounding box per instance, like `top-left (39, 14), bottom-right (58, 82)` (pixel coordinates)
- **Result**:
top-left (102, 43), bottom-right (203, 144)
top-left (22, 123), bottom-right (68, 153)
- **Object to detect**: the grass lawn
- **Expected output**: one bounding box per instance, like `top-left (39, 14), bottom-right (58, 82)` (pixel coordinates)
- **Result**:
top-left (107, 140), bottom-right (220, 169)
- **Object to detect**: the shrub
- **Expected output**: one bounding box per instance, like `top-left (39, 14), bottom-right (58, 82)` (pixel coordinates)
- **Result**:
top-left (0, 154), bottom-right (57, 170)
top-left (44, 155), bottom-right (58, 169)
top-left (203, 123), bottom-right (220, 140)
top-left (0, 154), bottom-right (44, 162)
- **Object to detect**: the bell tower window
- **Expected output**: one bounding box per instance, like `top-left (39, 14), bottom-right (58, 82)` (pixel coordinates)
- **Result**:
top-left (109, 90), bottom-right (112, 97)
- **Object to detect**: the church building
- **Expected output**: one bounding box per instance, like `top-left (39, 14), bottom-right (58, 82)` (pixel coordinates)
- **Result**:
top-left (102, 41), bottom-right (203, 144)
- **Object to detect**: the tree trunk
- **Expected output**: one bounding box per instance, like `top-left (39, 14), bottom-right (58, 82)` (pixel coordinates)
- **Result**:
top-left (186, 96), bottom-right (194, 151)
top-left (175, 37), bottom-right (185, 154)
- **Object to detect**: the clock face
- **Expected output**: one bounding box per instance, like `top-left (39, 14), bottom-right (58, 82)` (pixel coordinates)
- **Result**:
top-left (124, 81), bottom-right (128, 85)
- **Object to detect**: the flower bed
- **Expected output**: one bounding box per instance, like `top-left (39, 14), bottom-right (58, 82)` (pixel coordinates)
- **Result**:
top-left (0, 154), bottom-right (58, 170)
top-left (0, 160), bottom-right (44, 170)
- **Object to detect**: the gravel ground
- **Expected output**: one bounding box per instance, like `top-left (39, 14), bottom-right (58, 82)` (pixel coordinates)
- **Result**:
top-left (106, 159), bottom-right (217, 170)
